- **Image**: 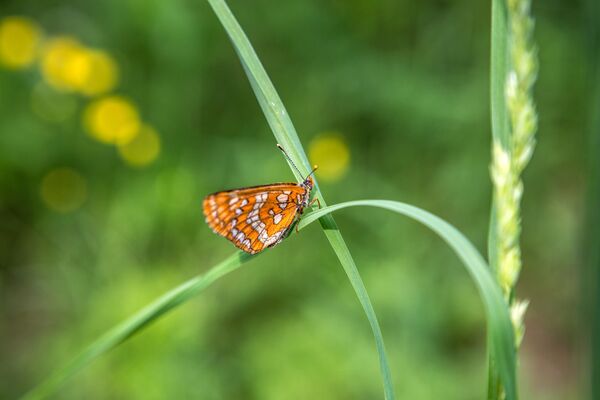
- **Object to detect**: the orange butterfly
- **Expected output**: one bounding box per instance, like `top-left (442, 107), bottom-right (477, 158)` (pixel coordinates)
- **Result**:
top-left (203, 145), bottom-right (320, 254)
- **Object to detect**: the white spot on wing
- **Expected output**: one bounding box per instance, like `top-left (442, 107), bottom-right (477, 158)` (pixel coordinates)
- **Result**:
top-left (264, 231), bottom-right (283, 247)
top-left (258, 230), bottom-right (269, 243)
top-left (255, 193), bottom-right (267, 203)
top-left (246, 209), bottom-right (260, 224)
top-left (277, 193), bottom-right (288, 202)
top-left (273, 214), bottom-right (283, 224)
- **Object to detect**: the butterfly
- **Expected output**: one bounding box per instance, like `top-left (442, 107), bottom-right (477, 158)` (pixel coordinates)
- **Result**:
top-left (203, 145), bottom-right (320, 254)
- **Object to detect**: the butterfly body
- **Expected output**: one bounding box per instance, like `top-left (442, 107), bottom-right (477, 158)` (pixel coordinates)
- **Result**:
top-left (203, 176), bottom-right (314, 254)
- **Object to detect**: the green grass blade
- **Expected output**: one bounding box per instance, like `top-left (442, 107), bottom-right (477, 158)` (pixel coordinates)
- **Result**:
top-left (206, 1), bottom-right (309, 181)
top-left (21, 252), bottom-right (253, 400)
top-left (23, 198), bottom-right (516, 400)
top-left (206, 1), bottom-right (395, 398)
top-left (298, 200), bottom-right (517, 400)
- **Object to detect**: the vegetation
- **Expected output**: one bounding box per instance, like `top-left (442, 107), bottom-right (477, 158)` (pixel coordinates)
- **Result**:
top-left (0, 1), bottom-right (592, 399)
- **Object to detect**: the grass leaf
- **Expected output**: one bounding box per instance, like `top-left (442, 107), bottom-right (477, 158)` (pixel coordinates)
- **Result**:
top-left (206, 0), bottom-right (396, 398)
top-left (22, 252), bottom-right (253, 400)
top-left (299, 200), bottom-right (517, 400)
top-left (23, 199), bottom-right (517, 400)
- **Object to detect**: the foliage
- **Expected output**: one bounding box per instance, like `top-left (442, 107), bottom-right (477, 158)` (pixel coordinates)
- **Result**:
top-left (0, 1), bottom-right (590, 399)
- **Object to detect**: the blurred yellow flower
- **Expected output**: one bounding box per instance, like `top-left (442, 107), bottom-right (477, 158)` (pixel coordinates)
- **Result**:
top-left (41, 36), bottom-right (86, 91)
top-left (41, 37), bottom-right (118, 95)
top-left (0, 16), bottom-right (41, 69)
top-left (79, 50), bottom-right (118, 96)
top-left (83, 95), bottom-right (141, 145)
top-left (41, 167), bottom-right (87, 213)
top-left (117, 124), bottom-right (161, 167)
top-left (309, 133), bottom-right (351, 182)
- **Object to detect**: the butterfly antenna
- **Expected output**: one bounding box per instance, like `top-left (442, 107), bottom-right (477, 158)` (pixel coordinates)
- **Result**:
top-left (307, 164), bottom-right (319, 178)
top-left (277, 144), bottom-right (304, 178)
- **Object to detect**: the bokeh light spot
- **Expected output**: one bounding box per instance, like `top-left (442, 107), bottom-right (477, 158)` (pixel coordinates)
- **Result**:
top-left (41, 167), bottom-right (87, 213)
top-left (79, 50), bottom-right (118, 96)
top-left (83, 96), bottom-right (141, 145)
top-left (41, 37), bottom-right (118, 95)
top-left (62, 49), bottom-right (92, 89)
top-left (0, 16), bottom-right (41, 69)
top-left (309, 133), bottom-right (351, 182)
top-left (118, 124), bottom-right (161, 167)
top-left (41, 36), bottom-right (85, 91)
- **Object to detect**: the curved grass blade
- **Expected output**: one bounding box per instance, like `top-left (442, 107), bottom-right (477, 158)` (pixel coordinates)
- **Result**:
top-left (206, 1), bottom-right (395, 398)
top-left (21, 252), bottom-right (253, 400)
top-left (298, 200), bottom-right (517, 400)
top-left (23, 199), bottom-right (516, 400)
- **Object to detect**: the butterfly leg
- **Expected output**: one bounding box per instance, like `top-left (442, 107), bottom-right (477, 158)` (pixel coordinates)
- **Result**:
top-left (309, 197), bottom-right (321, 209)
top-left (294, 217), bottom-right (304, 234)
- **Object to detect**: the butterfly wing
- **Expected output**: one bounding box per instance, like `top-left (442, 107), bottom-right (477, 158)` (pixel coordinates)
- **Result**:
top-left (203, 183), bottom-right (308, 254)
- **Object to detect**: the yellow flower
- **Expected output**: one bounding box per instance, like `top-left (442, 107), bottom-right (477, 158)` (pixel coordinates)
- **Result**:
top-left (308, 133), bottom-right (350, 182)
top-left (41, 168), bottom-right (87, 213)
top-left (78, 49), bottom-right (118, 96)
top-left (41, 37), bottom-right (118, 95)
top-left (0, 16), bottom-right (42, 69)
top-left (117, 124), bottom-right (161, 167)
top-left (83, 95), bottom-right (141, 145)
top-left (41, 36), bottom-right (86, 91)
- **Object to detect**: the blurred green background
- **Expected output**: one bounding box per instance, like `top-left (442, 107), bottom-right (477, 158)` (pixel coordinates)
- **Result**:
top-left (0, 0), bottom-right (595, 399)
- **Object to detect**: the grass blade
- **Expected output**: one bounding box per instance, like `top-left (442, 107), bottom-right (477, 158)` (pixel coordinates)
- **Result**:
top-left (23, 198), bottom-right (517, 400)
top-left (22, 252), bottom-right (252, 400)
top-left (206, 1), bottom-right (396, 398)
top-left (298, 200), bottom-right (517, 399)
